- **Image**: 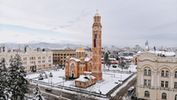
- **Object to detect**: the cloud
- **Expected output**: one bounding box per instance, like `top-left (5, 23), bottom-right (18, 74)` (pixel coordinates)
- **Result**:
top-left (0, 0), bottom-right (177, 47)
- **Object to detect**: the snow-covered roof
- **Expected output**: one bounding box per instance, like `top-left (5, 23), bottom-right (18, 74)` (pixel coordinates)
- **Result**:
top-left (70, 57), bottom-right (80, 62)
top-left (84, 57), bottom-right (91, 62)
top-left (149, 50), bottom-right (176, 57)
top-left (84, 71), bottom-right (92, 74)
top-left (75, 75), bottom-right (96, 82)
top-left (123, 56), bottom-right (133, 60)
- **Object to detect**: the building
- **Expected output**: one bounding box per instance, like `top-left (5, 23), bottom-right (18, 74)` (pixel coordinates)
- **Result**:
top-left (76, 48), bottom-right (86, 58)
top-left (65, 48), bottom-right (93, 79)
top-left (75, 72), bottom-right (96, 88)
top-left (0, 47), bottom-right (53, 72)
top-left (136, 51), bottom-right (177, 100)
top-left (52, 49), bottom-right (76, 67)
top-left (65, 11), bottom-right (103, 88)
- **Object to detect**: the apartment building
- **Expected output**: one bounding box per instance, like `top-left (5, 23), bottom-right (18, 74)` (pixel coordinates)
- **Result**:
top-left (0, 47), bottom-right (53, 72)
top-left (52, 49), bottom-right (76, 67)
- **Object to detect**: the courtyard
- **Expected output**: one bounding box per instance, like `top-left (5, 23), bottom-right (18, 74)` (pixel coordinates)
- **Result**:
top-left (26, 64), bottom-right (136, 95)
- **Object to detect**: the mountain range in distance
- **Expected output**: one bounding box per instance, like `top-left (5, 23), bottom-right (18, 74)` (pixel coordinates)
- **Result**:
top-left (0, 42), bottom-right (88, 50)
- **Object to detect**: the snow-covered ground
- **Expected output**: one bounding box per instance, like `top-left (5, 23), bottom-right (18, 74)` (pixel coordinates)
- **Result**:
top-left (26, 64), bottom-right (137, 95)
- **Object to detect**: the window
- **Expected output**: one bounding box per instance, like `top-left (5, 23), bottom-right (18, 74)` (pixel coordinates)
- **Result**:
top-left (174, 82), bottom-right (177, 89)
top-left (161, 81), bottom-right (168, 88)
top-left (161, 69), bottom-right (169, 77)
top-left (165, 81), bottom-right (168, 88)
top-left (144, 67), bottom-right (151, 76)
top-left (175, 71), bottom-right (177, 78)
top-left (148, 69), bottom-right (151, 76)
top-left (162, 93), bottom-right (167, 100)
top-left (144, 69), bottom-right (147, 76)
top-left (161, 81), bottom-right (164, 87)
top-left (94, 34), bottom-right (97, 47)
top-left (161, 70), bottom-right (164, 77)
top-left (166, 71), bottom-right (169, 77)
top-left (144, 91), bottom-right (150, 97)
top-left (144, 79), bottom-right (151, 87)
top-left (23, 57), bottom-right (27, 60)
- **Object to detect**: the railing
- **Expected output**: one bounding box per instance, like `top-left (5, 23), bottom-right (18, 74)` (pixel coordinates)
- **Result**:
top-left (103, 69), bottom-right (133, 74)
top-left (31, 79), bottom-right (107, 98)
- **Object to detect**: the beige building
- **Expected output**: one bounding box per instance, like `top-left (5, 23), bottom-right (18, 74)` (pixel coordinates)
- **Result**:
top-left (136, 51), bottom-right (177, 100)
top-left (52, 49), bottom-right (76, 67)
top-left (0, 48), bottom-right (53, 72)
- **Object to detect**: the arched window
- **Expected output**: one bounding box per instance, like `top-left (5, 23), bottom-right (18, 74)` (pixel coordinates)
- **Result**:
top-left (161, 70), bottom-right (164, 77)
top-left (165, 70), bottom-right (169, 77)
top-left (144, 67), bottom-right (151, 76)
top-left (162, 93), bottom-right (167, 100)
top-left (70, 63), bottom-right (75, 78)
top-left (148, 69), bottom-right (151, 76)
top-left (144, 91), bottom-right (150, 97)
top-left (161, 69), bottom-right (169, 77)
top-left (144, 69), bottom-right (147, 76)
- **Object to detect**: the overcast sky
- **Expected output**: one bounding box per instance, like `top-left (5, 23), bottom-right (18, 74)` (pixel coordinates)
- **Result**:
top-left (0, 0), bottom-right (177, 47)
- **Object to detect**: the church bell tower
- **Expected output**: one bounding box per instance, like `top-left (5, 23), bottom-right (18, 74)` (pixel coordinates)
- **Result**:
top-left (92, 11), bottom-right (102, 80)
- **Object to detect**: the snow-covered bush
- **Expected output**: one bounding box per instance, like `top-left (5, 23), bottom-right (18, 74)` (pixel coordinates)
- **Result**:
top-left (38, 74), bottom-right (43, 80)
top-left (49, 72), bottom-right (53, 77)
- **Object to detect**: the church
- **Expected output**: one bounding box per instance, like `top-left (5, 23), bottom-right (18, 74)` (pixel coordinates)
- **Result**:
top-left (65, 11), bottom-right (103, 88)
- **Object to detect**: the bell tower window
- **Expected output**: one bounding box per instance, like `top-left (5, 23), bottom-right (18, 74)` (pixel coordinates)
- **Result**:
top-left (94, 34), bottom-right (97, 47)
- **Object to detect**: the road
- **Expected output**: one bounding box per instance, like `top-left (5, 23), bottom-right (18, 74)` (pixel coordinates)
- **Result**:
top-left (28, 83), bottom-right (100, 100)
top-left (110, 77), bottom-right (136, 100)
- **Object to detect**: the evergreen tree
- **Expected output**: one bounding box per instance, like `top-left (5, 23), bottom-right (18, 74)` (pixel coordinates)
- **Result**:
top-left (33, 85), bottom-right (44, 100)
top-left (8, 54), bottom-right (29, 100)
top-left (104, 52), bottom-right (110, 69)
top-left (119, 58), bottom-right (126, 69)
top-left (0, 58), bottom-right (8, 99)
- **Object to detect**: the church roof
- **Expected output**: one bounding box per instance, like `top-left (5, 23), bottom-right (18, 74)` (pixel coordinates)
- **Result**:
top-left (84, 57), bottom-right (91, 62)
top-left (69, 57), bottom-right (91, 62)
top-left (75, 75), bottom-right (96, 82)
top-left (70, 57), bottom-right (80, 62)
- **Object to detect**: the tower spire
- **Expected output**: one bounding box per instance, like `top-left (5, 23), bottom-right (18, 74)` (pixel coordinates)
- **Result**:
top-left (95, 9), bottom-right (99, 16)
